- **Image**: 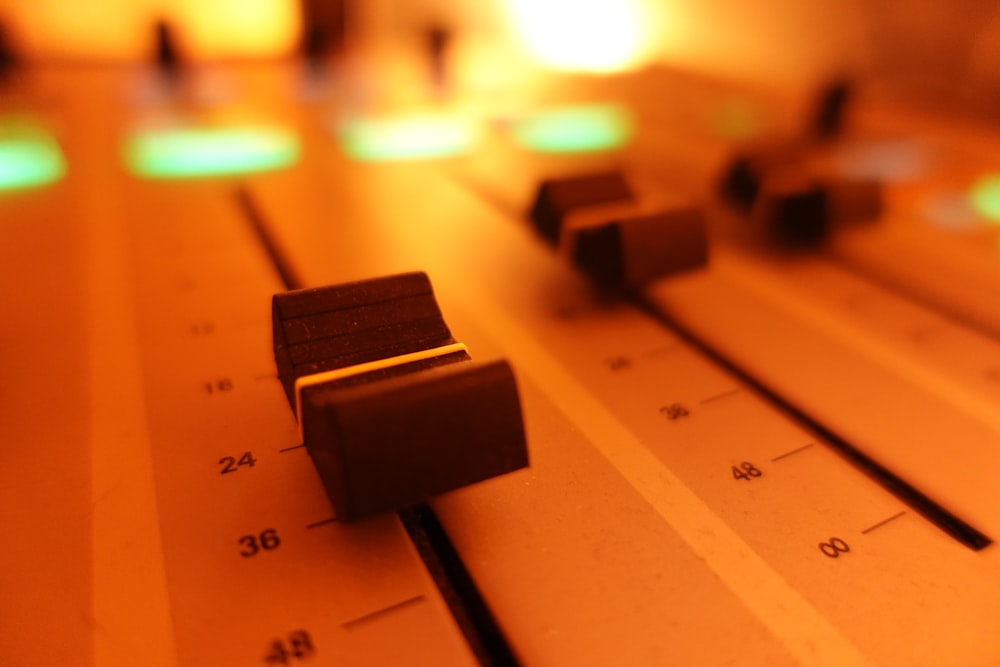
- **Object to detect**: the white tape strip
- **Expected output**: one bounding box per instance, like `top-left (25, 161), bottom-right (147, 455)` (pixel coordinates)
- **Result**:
top-left (293, 342), bottom-right (469, 438)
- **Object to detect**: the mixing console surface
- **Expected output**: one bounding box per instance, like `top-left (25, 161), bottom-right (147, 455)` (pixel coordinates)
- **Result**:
top-left (2, 61), bottom-right (1000, 666)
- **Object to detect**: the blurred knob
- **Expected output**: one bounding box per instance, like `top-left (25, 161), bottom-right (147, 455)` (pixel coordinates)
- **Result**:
top-left (810, 78), bottom-right (852, 140)
top-left (572, 207), bottom-right (709, 289)
top-left (529, 171), bottom-right (633, 244)
top-left (0, 20), bottom-right (18, 85)
top-left (153, 19), bottom-right (181, 85)
top-left (751, 169), bottom-right (829, 246)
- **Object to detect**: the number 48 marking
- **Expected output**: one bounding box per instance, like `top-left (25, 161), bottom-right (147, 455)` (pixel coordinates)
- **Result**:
top-left (731, 461), bottom-right (763, 481)
top-left (264, 630), bottom-right (314, 664)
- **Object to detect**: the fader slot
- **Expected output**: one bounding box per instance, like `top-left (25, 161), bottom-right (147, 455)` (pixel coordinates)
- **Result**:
top-left (711, 248), bottom-right (1000, 405)
top-left (251, 136), bottom-right (1000, 664)
top-left (236, 186), bottom-right (521, 666)
top-left (6, 6), bottom-right (1000, 665)
top-left (429, 275), bottom-right (1000, 667)
top-left (441, 96), bottom-right (999, 553)
top-left (642, 268), bottom-right (996, 548)
top-left (817, 96), bottom-right (1000, 341)
top-left (125, 182), bottom-right (479, 667)
top-left (828, 221), bottom-right (1000, 341)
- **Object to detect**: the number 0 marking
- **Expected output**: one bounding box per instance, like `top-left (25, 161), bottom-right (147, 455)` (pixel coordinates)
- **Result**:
top-left (818, 537), bottom-right (850, 558)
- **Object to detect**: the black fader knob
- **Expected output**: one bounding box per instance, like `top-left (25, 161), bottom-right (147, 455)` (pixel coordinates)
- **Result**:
top-left (0, 20), bottom-right (18, 85)
top-left (718, 145), bottom-right (800, 212)
top-left (272, 272), bottom-right (529, 522)
top-left (425, 23), bottom-right (452, 94)
top-left (299, 0), bottom-right (348, 73)
top-left (572, 206), bottom-right (708, 289)
top-left (752, 169), bottom-right (830, 246)
top-left (720, 153), bottom-right (882, 246)
top-left (751, 171), bottom-right (882, 246)
top-left (825, 175), bottom-right (883, 224)
top-left (529, 171), bottom-right (634, 245)
top-left (153, 19), bottom-right (182, 86)
top-left (810, 78), bottom-right (852, 141)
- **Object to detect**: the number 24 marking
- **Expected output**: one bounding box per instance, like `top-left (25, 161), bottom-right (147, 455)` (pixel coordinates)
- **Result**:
top-left (219, 451), bottom-right (257, 474)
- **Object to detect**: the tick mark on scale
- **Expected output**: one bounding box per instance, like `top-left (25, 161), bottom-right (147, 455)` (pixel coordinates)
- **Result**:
top-left (279, 443), bottom-right (306, 453)
top-left (305, 517), bottom-right (337, 529)
top-left (699, 388), bottom-right (741, 405)
top-left (770, 443), bottom-right (815, 462)
top-left (342, 595), bottom-right (426, 629)
top-left (861, 511), bottom-right (907, 535)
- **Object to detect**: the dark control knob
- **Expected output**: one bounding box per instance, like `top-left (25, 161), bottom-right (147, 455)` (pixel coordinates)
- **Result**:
top-left (0, 20), bottom-right (18, 85)
top-left (825, 176), bottom-right (883, 223)
top-left (718, 145), bottom-right (800, 212)
top-left (718, 78), bottom-right (875, 245)
top-left (719, 153), bottom-right (763, 211)
top-left (299, 0), bottom-right (348, 73)
top-left (743, 169), bottom-right (882, 246)
top-left (810, 79), bottom-right (852, 140)
top-left (572, 207), bottom-right (708, 289)
top-left (272, 272), bottom-right (529, 521)
top-left (153, 19), bottom-right (182, 85)
top-left (530, 172), bottom-right (709, 286)
top-left (719, 148), bottom-right (882, 245)
top-left (426, 23), bottom-right (452, 94)
top-left (752, 170), bottom-right (830, 246)
top-left (529, 171), bottom-right (633, 244)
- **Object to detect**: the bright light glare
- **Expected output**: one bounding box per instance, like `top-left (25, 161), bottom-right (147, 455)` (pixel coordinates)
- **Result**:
top-left (506, 0), bottom-right (650, 72)
top-left (338, 116), bottom-right (477, 162)
top-left (0, 119), bottom-right (66, 191)
top-left (511, 104), bottom-right (634, 153)
top-left (125, 125), bottom-right (299, 178)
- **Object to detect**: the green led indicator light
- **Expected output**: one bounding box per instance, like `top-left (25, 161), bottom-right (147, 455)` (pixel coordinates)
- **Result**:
top-left (338, 115), bottom-right (476, 162)
top-left (0, 118), bottom-right (66, 191)
top-left (510, 104), bottom-right (633, 153)
top-left (970, 174), bottom-right (1000, 224)
top-left (125, 125), bottom-right (299, 179)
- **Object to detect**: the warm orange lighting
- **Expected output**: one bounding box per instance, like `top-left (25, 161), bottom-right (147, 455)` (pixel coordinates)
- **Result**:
top-left (504, 0), bottom-right (654, 72)
top-left (180, 0), bottom-right (298, 59)
top-left (0, 0), bottom-right (297, 60)
top-left (0, 0), bottom-right (149, 59)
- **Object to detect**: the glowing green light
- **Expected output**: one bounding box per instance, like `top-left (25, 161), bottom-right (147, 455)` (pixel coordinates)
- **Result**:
top-left (0, 119), bottom-right (66, 191)
top-left (970, 174), bottom-right (1000, 224)
top-left (511, 104), bottom-right (633, 153)
top-left (338, 115), bottom-right (476, 162)
top-left (125, 125), bottom-right (299, 178)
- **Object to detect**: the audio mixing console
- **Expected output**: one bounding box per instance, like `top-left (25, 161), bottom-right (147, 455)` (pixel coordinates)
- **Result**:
top-left (2, 57), bottom-right (1000, 666)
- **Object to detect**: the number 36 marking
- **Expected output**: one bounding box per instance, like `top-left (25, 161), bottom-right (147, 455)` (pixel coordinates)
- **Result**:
top-left (240, 529), bottom-right (281, 557)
